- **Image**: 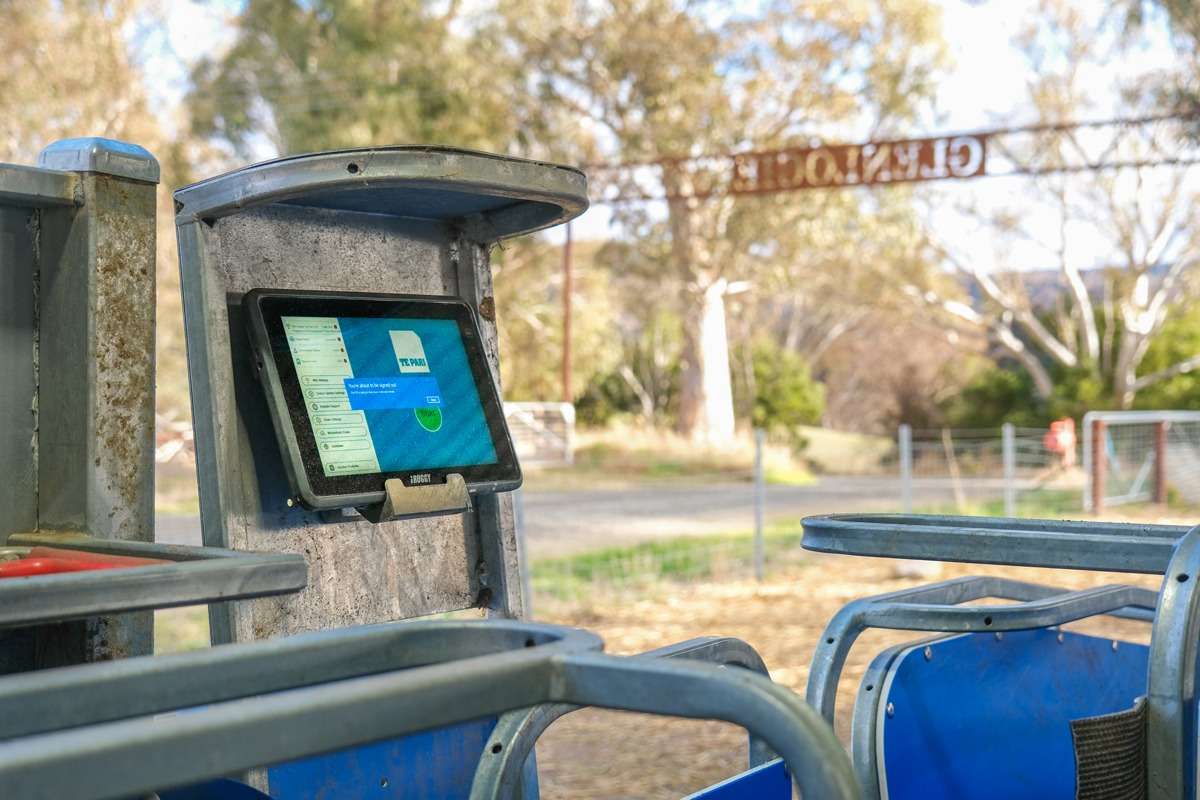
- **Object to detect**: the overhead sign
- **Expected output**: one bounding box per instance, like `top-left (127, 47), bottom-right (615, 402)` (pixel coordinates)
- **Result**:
top-left (730, 134), bottom-right (988, 194)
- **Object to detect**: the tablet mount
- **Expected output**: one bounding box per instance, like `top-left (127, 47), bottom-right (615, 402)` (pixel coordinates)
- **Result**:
top-left (356, 475), bottom-right (471, 524)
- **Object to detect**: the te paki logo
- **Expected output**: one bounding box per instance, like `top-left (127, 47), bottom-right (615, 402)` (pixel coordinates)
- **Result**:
top-left (389, 330), bottom-right (442, 432)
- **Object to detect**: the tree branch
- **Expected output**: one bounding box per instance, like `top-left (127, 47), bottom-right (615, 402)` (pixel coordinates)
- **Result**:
top-left (929, 235), bottom-right (1080, 368)
top-left (1131, 356), bottom-right (1200, 393)
top-left (904, 285), bottom-right (1055, 399)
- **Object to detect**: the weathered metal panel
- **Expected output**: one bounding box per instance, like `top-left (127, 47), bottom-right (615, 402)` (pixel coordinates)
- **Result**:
top-left (32, 163), bottom-right (158, 662)
top-left (0, 207), bottom-right (38, 543)
top-left (184, 205), bottom-right (482, 640)
top-left (36, 171), bottom-right (157, 544)
top-left (0, 163), bottom-right (76, 208)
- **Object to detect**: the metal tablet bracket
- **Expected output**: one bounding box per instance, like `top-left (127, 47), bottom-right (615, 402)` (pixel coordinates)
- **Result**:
top-left (356, 475), bottom-right (472, 524)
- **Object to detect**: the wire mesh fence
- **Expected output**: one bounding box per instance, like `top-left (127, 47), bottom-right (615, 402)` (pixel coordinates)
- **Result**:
top-left (519, 424), bottom-right (1072, 609)
top-left (515, 415), bottom-right (1200, 609)
top-left (1083, 411), bottom-right (1200, 511)
top-left (896, 424), bottom-right (1075, 516)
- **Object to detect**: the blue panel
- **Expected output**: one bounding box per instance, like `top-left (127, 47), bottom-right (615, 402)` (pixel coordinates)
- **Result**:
top-left (267, 718), bottom-right (496, 800)
top-left (682, 759), bottom-right (790, 800)
top-left (878, 629), bottom-right (1147, 800)
top-left (160, 779), bottom-right (273, 799)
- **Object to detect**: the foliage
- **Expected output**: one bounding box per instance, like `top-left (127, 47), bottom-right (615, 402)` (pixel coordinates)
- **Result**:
top-left (493, 239), bottom-right (619, 403)
top-left (0, 0), bottom-right (157, 162)
top-left (575, 316), bottom-right (683, 427)
top-left (188, 0), bottom-right (519, 157)
top-left (1134, 303), bottom-right (1200, 410)
top-left (942, 364), bottom-right (1045, 428)
top-left (912, 1), bottom-right (1200, 412)
top-left (745, 341), bottom-right (825, 439)
top-left (945, 298), bottom-right (1200, 429)
top-left (495, 0), bottom-right (947, 439)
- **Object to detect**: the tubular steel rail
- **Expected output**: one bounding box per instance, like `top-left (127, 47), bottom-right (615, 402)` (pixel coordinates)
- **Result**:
top-left (0, 620), bottom-right (859, 800)
top-left (0, 534), bottom-right (306, 629)
top-left (805, 576), bottom-right (1157, 724)
top-left (470, 636), bottom-right (778, 800)
top-left (802, 513), bottom-right (1200, 800)
top-left (802, 513), bottom-right (1189, 573)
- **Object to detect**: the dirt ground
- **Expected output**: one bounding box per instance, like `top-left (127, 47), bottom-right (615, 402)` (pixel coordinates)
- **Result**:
top-left (530, 552), bottom-right (1165, 799)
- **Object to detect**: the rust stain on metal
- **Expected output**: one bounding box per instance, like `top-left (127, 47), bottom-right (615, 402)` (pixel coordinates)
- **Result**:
top-left (91, 175), bottom-right (155, 539)
top-left (478, 295), bottom-right (496, 321)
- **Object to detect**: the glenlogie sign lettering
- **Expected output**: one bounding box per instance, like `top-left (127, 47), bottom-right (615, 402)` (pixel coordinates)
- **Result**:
top-left (730, 134), bottom-right (988, 193)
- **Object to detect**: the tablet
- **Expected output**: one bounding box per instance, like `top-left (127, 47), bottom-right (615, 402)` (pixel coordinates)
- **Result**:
top-left (244, 289), bottom-right (521, 510)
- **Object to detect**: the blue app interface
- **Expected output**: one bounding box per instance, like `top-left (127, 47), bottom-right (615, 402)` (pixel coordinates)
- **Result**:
top-left (283, 315), bottom-right (498, 477)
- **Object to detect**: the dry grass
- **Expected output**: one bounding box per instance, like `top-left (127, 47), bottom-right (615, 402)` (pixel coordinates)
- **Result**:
top-left (525, 425), bottom-right (813, 491)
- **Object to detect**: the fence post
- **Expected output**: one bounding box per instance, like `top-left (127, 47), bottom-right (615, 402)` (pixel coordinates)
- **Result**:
top-left (899, 424), bottom-right (913, 513)
top-left (1002, 422), bottom-right (1016, 517)
top-left (1091, 420), bottom-right (1107, 515)
top-left (514, 488), bottom-right (533, 618)
top-left (753, 428), bottom-right (765, 582)
top-left (1155, 420), bottom-right (1169, 506)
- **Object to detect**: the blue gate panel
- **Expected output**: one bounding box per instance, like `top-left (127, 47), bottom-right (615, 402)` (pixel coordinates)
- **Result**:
top-left (267, 718), bottom-right (497, 800)
top-left (683, 759), bottom-right (790, 800)
top-left (878, 629), bottom-right (1148, 800)
top-left (160, 778), bottom-right (273, 799)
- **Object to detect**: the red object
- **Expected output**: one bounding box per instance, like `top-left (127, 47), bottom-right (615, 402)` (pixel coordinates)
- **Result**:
top-left (1044, 418), bottom-right (1077, 454)
top-left (0, 549), bottom-right (168, 579)
top-left (27, 546), bottom-right (167, 567)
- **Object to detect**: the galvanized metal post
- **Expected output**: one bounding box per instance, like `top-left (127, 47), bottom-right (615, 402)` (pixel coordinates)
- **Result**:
top-left (514, 488), bottom-right (533, 618)
top-left (1002, 423), bottom-right (1016, 517)
top-left (0, 138), bottom-right (159, 671)
top-left (1091, 420), bottom-right (1107, 515)
top-left (753, 428), bottom-right (765, 582)
top-left (899, 424), bottom-right (913, 513)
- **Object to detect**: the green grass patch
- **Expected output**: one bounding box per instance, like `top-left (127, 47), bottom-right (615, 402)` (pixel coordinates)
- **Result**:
top-left (531, 519), bottom-right (806, 600)
top-left (917, 487), bottom-right (1082, 519)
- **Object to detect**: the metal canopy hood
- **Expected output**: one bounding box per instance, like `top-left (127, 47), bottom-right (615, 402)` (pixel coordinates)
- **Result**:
top-left (174, 146), bottom-right (589, 239)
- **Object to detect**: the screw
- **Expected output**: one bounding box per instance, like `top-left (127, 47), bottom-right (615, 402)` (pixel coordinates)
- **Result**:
top-left (286, 497), bottom-right (295, 507)
top-left (994, 632), bottom-right (1004, 641)
top-left (1057, 631), bottom-right (1065, 644)
top-left (1112, 640), bottom-right (1119, 651)
top-left (923, 646), bottom-right (933, 661)
top-left (886, 702), bottom-right (895, 718)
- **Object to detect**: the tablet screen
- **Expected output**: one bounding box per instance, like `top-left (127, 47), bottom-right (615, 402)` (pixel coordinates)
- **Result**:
top-left (282, 315), bottom-right (497, 477)
top-left (247, 290), bottom-right (520, 508)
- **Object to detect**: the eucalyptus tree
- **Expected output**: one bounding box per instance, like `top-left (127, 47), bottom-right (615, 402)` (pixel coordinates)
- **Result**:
top-left (496, 0), bottom-right (945, 441)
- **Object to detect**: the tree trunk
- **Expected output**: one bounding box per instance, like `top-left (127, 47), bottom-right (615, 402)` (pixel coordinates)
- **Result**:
top-left (666, 169), bottom-right (737, 444)
top-left (676, 280), bottom-right (737, 444)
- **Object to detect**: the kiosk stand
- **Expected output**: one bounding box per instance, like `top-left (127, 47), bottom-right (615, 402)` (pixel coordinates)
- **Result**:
top-left (173, 147), bottom-right (584, 641)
